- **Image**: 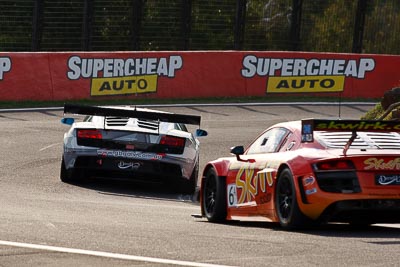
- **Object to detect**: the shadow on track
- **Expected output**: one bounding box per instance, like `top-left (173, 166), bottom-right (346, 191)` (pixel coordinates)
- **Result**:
top-left (193, 219), bottom-right (400, 239)
top-left (68, 178), bottom-right (200, 204)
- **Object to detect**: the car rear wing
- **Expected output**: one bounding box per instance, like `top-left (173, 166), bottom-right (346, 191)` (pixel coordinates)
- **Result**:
top-left (63, 103), bottom-right (201, 125)
top-left (301, 118), bottom-right (400, 143)
top-left (302, 119), bottom-right (400, 155)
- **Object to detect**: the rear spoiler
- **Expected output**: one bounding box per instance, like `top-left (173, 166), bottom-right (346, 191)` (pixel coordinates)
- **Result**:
top-left (63, 104), bottom-right (201, 125)
top-left (301, 119), bottom-right (400, 142)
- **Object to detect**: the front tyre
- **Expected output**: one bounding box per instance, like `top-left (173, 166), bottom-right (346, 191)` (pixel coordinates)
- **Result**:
top-left (275, 168), bottom-right (313, 229)
top-left (202, 168), bottom-right (227, 222)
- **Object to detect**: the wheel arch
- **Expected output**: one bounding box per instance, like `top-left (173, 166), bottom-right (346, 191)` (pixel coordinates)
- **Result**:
top-left (201, 160), bottom-right (230, 178)
top-left (200, 161), bottom-right (229, 216)
top-left (275, 163), bottom-right (305, 202)
top-left (272, 163), bottom-right (296, 220)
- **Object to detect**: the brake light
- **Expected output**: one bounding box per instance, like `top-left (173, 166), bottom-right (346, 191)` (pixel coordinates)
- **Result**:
top-left (314, 160), bottom-right (355, 171)
top-left (160, 135), bottom-right (185, 147)
top-left (77, 129), bottom-right (102, 139)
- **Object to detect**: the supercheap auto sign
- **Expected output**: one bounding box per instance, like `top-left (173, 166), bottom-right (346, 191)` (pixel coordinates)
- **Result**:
top-left (0, 51), bottom-right (399, 101)
top-left (67, 55), bottom-right (182, 96)
top-left (0, 57), bottom-right (11, 80)
top-left (241, 55), bottom-right (376, 93)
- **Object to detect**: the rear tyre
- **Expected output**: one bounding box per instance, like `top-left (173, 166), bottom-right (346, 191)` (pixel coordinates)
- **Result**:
top-left (60, 157), bottom-right (77, 183)
top-left (202, 168), bottom-right (227, 222)
top-left (275, 168), bottom-right (313, 229)
top-left (178, 162), bottom-right (198, 195)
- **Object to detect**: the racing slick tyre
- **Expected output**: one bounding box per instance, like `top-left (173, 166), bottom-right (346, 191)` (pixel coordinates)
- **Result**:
top-left (60, 157), bottom-right (77, 184)
top-left (179, 162), bottom-right (199, 195)
top-left (202, 168), bottom-right (227, 223)
top-left (275, 168), bottom-right (314, 230)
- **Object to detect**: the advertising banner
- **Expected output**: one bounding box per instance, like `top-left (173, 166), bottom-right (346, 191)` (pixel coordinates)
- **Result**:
top-left (0, 51), bottom-right (399, 101)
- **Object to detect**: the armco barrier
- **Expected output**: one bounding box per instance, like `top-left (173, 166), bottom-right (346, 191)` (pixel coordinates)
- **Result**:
top-left (0, 51), bottom-right (399, 102)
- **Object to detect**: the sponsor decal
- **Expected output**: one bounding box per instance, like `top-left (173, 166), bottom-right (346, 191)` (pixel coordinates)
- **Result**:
top-left (306, 188), bottom-right (317, 195)
top-left (303, 176), bottom-right (315, 186)
top-left (118, 161), bottom-right (141, 170)
top-left (376, 175), bottom-right (400, 185)
top-left (0, 57), bottom-right (11, 80)
top-left (364, 158), bottom-right (400, 170)
top-left (67, 56), bottom-right (183, 96)
top-left (241, 55), bottom-right (375, 93)
top-left (301, 123), bottom-right (313, 142)
top-left (235, 168), bottom-right (274, 204)
top-left (315, 121), bottom-right (400, 131)
top-left (302, 119), bottom-right (400, 142)
top-left (97, 149), bottom-right (163, 160)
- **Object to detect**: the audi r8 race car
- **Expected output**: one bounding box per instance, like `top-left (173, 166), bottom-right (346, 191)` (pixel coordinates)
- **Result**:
top-left (200, 118), bottom-right (400, 229)
top-left (60, 104), bottom-right (207, 193)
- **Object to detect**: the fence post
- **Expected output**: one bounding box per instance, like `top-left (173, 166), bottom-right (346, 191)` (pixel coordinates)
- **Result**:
top-left (82, 0), bottom-right (93, 51)
top-left (290, 0), bottom-right (303, 51)
top-left (182, 0), bottom-right (192, 50)
top-left (131, 0), bottom-right (143, 50)
top-left (352, 0), bottom-right (367, 53)
top-left (31, 0), bottom-right (43, 51)
top-left (234, 0), bottom-right (246, 50)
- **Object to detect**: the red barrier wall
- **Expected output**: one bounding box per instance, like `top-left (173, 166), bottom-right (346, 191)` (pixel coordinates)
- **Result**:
top-left (0, 51), bottom-right (399, 101)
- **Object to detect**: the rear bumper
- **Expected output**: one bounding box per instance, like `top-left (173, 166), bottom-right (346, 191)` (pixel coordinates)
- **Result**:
top-left (64, 154), bottom-right (192, 185)
top-left (320, 199), bottom-right (400, 224)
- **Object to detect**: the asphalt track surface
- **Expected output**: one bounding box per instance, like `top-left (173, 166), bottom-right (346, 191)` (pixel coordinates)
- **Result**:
top-left (1, 103), bottom-right (399, 267)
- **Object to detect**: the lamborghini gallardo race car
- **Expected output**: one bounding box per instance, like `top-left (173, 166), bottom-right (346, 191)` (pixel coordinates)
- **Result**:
top-left (200, 119), bottom-right (400, 229)
top-left (60, 104), bottom-right (207, 193)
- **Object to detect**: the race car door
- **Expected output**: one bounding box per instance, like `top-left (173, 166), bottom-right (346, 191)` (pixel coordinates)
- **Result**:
top-left (226, 127), bottom-right (291, 220)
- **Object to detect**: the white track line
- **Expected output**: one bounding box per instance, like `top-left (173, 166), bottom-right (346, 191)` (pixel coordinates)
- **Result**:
top-left (0, 240), bottom-right (235, 267)
top-left (39, 143), bottom-right (61, 151)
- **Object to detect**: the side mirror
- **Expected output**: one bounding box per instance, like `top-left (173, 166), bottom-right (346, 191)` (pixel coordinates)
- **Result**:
top-left (230, 145), bottom-right (255, 163)
top-left (195, 129), bottom-right (208, 137)
top-left (61, 117), bottom-right (75, 125)
top-left (230, 145), bottom-right (244, 155)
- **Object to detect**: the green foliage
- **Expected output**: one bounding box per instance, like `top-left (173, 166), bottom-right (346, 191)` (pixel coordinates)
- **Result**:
top-left (140, 0), bottom-right (183, 50)
top-left (363, 1), bottom-right (400, 54)
top-left (190, 0), bottom-right (236, 50)
top-left (301, 0), bottom-right (355, 52)
top-left (0, 0), bottom-right (33, 51)
top-left (0, 0), bottom-right (400, 53)
top-left (244, 0), bottom-right (292, 50)
top-left (361, 103), bottom-right (386, 120)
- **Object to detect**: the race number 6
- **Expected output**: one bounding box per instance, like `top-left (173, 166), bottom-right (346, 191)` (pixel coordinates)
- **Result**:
top-left (227, 184), bottom-right (237, 207)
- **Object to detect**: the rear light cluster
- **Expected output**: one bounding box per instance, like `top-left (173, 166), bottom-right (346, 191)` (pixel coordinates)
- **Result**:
top-left (77, 129), bottom-right (103, 147)
top-left (313, 160), bottom-right (355, 171)
top-left (77, 129), bottom-right (102, 139)
top-left (312, 159), bottom-right (360, 193)
top-left (160, 135), bottom-right (185, 147)
top-left (159, 135), bottom-right (186, 154)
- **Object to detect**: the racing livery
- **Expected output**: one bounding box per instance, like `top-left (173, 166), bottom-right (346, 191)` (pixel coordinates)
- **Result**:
top-left (60, 104), bottom-right (206, 193)
top-left (200, 119), bottom-right (400, 229)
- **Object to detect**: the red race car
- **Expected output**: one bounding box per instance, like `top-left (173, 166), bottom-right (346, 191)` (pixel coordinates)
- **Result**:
top-left (199, 119), bottom-right (400, 229)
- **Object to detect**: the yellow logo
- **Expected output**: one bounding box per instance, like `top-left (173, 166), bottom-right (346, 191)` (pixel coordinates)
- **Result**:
top-left (90, 75), bottom-right (157, 96)
top-left (267, 75), bottom-right (344, 93)
top-left (236, 168), bottom-right (275, 204)
top-left (364, 158), bottom-right (400, 170)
